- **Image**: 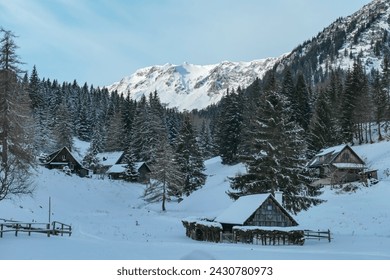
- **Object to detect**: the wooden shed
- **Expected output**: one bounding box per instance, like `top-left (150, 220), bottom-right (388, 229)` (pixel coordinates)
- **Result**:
top-left (182, 193), bottom-right (304, 245)
top-left (214, 193), bottom-right (298, 233)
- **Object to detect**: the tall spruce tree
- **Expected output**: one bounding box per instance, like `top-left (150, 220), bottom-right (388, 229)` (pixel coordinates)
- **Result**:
top-left (281, 68), bottom-right (295, 108)
top-left (308, 88), bottom-right (338, 153)
top-left (27, 65), bottom-right (53, 152)
top-left (371, 70), bottom-right (387, 141)
top-left (54, 99), bottom-right (73, 149)
top-left (239, 78), bottom-right (262, 158)
top-left (228, 87), bottom-right (322, 214)
top-left (122, 149), bottom-right (139, 182)
top-left (144, 136), bottom-right (184, 211)
top-left (75, 83), bottom-right (93, 141)
top-left (198, 119), bottom-right (215, 159)
top-left (105, 110), bottom-right (125, 152)
top-left (340, 68), bottom-right (356, 143)
top-left (216, 89), bottom-right (243, 164)
top-left (293, 73), bottom-right (311, 131)
top-left (174, 114), bottom-right (206, 196)
top-left (340, 60), bottom-right (368, 143)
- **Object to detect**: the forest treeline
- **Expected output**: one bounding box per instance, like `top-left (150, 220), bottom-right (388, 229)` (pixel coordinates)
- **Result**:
top-left (3, 26), bottom-right (390, 212)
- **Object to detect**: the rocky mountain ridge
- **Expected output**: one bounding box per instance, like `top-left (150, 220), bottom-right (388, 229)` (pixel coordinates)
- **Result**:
top-left (108, 0), bottom-right (390, 110)
top-left (107, 57), bottom-right (282, 111)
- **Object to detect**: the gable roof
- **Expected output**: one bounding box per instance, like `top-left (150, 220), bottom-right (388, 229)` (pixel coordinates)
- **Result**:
top-left (135, 162), bottom-right (151, 172)
top-left (45, 147), bottom-right (82, 166)
top-left (107, 164), bottom-right (127, 174)
top-left (214, 193), bottom-right (296, 226)
top-left (107, 162), bottom-right (151, 174)
top-left (308, 144), bottom-right (365, 168)
top-left (96, 151), bottom-right (124, 166)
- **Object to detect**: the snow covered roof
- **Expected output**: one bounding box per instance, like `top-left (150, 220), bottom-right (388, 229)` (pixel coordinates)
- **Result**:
top-left (316, 144), bottom-right (346, 157)
top-left (107, 164), bottom-right (127, 174)
top-left (134, 162), bottom-right (144, 170)
top-left (308, 144), bottom-right (365, 168)
top-left (215, 194), bottom-right (272, 225)
top-left (307, 145), bottom-right (347, 167)
top-left (46, 147), bottom-right (82, 166)
top-left (96, 152), bottom-right (124, 166)
top-left (106, 162), bottom-right (149, 174)
top-left (182, 217), bottom-right (222, 229)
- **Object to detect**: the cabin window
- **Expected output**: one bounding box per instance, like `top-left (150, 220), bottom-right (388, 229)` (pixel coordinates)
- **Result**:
top-left (62, 155), bottom-right (66, 161)
top-left (267, 205), bottom-right (273, 211)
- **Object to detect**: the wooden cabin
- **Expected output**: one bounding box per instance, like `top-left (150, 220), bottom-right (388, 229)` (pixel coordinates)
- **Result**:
top-left (214, 193), bottom-right (298, 233)
top-left (43, 147), bottom-right (90, 177)
top-left (107, 162), bottom-right (151, 183)
top-left (182, 193), bottom-right (304, 245)
top-left (307, 144), bottom-right (376, 184)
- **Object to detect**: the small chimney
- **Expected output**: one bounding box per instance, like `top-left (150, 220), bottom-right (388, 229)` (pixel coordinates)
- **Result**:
top-left (274, 190), bottom-right (283, 205)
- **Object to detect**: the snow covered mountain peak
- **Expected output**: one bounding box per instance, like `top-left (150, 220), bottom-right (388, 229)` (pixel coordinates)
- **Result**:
top-left (106, 57), bottom-right (282, 111)
top-left (275, 0), bottom-right (390, 80)
top-left (107, 1), bottom-right (390, 111)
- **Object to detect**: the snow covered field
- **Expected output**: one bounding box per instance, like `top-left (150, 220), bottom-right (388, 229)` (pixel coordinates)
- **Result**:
top-left (0, 141), bottom-right (390, 260)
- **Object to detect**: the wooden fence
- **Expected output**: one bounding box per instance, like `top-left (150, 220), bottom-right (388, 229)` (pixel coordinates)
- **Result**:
top-left (219, 229), bottom-right (332, 245)
top-left (51, 221), bottom-right (72, 236)
top-left (304, 229), bottom-right (331, 242)
top-left (0, 220), bottom-right (71, 238)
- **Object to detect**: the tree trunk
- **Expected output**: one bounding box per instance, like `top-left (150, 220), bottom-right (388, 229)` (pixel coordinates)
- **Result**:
top-left (378, 122), bottom-right (383, 141)
top-left (162, 184), bottom-right (166, 211)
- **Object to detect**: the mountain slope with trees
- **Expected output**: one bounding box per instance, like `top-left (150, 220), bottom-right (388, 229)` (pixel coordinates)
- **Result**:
top-left (3, 1), bottom-right (390, 214)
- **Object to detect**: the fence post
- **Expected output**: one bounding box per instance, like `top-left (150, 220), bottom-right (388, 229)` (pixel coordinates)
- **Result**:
top-left (15, 224), bottom-right (18, 237)
top-left (28, 224), bottom-right (31, 236)
top-left (47, 224), bottom-right (50, 237)
top-left (328, 229), bottom-right (331, 242)
top-left (0, 224), bottom-right (3, 238)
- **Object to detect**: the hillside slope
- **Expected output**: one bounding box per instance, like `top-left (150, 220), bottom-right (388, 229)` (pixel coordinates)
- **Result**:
top-left (0, 142), bottom-right (389, 259)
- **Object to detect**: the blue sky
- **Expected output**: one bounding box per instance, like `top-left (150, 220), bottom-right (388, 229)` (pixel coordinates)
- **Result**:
top-left (0, 0), bottom-right (372, 87)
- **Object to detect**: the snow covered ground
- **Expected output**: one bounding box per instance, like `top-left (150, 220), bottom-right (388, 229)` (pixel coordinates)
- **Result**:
top-left (0, 141), bottom-right (389, 260)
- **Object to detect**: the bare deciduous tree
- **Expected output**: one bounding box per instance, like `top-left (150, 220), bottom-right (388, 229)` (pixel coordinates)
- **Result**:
top-left (0, 28), bottom-right (35, 201)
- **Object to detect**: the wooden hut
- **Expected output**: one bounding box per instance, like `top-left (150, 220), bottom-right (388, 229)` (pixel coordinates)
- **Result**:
top-left (182, 193), bottom-right (304, 245)
top-left (214, 193), bottom-right (298, 232)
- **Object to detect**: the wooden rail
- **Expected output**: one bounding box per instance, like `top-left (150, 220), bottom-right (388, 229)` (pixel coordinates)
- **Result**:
top-left (0, 220), bottom-right (72, 238)
top-left (51, 221), bottom-right (72, 236)
top-left (304, 229), bottom-right (332, 242)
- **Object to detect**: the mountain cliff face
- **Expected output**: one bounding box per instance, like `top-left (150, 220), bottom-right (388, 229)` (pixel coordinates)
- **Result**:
top-left (106, 57), bottom-right (282, 111)
top-left (108, 0), bottom-right (390, 111)
top-left (275, 0), bottom-right (390, 82)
